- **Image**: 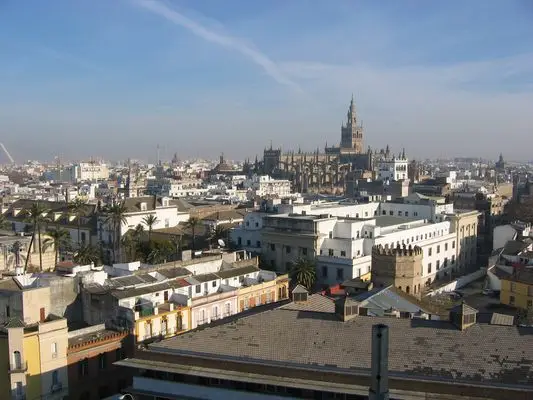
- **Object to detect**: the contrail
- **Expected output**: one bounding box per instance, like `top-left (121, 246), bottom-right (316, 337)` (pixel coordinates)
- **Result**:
top-left (133, 0), bottom-right (301, 91)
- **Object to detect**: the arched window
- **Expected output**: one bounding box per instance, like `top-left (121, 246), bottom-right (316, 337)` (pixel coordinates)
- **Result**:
top-left (406, 286), bottom-right (410, 294)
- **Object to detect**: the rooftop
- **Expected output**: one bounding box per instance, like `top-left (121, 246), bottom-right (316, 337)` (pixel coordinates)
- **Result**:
top-left (149, 294), bottom-right (533, 387)
top-left (68, 328), bottom-right (126, 349)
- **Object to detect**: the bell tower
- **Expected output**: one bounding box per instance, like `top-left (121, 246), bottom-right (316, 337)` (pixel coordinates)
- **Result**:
top-left (340, 95), bottom-right (364, 153)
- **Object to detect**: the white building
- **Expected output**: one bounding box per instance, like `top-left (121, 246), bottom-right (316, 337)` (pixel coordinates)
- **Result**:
top-left (376, 155), bottom-right (408, 181)
top-left (230, 212), bottom-right (266, 254)
top-left (245, 175), bottom-right (292, 199)
top-left (74, 162), bottom-right (109, 182)
top-left (256, 197), bottom-right (477, 288)
top-left (97, 196), bottom-right (190, 244)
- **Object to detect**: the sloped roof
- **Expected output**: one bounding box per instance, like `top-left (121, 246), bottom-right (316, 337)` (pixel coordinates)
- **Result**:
top-left (450, 301), bottom-right (478, 315)
top-left (292, 284), bottom-right (308, 294)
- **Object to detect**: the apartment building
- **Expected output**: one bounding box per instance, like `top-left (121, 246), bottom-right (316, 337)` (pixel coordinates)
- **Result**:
top-left (97, 196), bottom-right (190, 244)
top-left (258, 197), bottom-right (479, 291)
top-left (500, 270), bottom-right (533, 309)
top-left (3, 199), bottom-right (97, 248)
top-left (0, 315), bottom-right (68, 400)
top-left (82, 252), bottom-right (289, 343)
top-left (67, 324), bottom-right (130, 400)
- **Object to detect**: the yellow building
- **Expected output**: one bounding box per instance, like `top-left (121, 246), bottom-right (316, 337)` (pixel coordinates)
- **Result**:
top-left (238, 274), bottom-right (289, 312)
top-left (0, 316), bottom-right (68, 400)
top-left (134, 302), bottom-right (191, 344)
top-left (500, 270), bottom-right (533, 309)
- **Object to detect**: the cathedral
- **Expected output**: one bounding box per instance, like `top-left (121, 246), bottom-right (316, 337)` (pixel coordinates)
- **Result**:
top-left (261, 96), bottom-right (406, 193)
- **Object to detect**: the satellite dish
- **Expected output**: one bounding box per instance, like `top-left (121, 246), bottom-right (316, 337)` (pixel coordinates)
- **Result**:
top-left (218, 239), bottom-right (225, 247)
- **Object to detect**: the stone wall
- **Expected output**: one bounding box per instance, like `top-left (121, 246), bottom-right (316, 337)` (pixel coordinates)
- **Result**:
top-left (371, 244), bottom-right (423, 298)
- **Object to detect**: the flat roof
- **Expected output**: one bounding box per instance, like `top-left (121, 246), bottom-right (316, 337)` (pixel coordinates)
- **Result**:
top-left (149, 294), bottom-right (533, 387)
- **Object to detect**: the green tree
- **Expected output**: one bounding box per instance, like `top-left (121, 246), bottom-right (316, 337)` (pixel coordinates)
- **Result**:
top-left (23, 203), bottom-right (50, 272)
top-left (146, 240), bottom-right (174, 264)
top-left (289, 257), bottom-right (317, 290)
top-left (43, 228), bottom-right (70, 266)
top-left (74, 244), bottom-right (101, 266)
top-left (142, 214), bottom-right (159, 241)
top-left (68, 198), bottom-right (87, 248)
top-left (209, 225), bottom-right (228, 248)
top-left (104, 202), bottom-right (128, 263)
top-left (186, 216), bottom-right (202, 250)
top-left (0, 213), bottom-right (11, 230)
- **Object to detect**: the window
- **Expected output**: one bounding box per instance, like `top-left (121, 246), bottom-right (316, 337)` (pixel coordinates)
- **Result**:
top-left (13, 351), bottom-right (22, 369)
top-left (405, 212), bottom-right (409, 217)
top-left (98, 353), bottom-right (106, 370)
top-left (15, 382), bottom-right (23, 397)
top-left (389, 211), bottom-right (394, 215)
top-left (321, 266), bottom-right (328, 278)
top-left (510, 282), bottom-right (516, 292)
top-left (270, 243), bottom-right (275, 251)
top-left (437, 245), bottom-right (440, 254)
top-left (436, 260), bottom-right (441, 270)
top-left (246, 239), bottom-right (251, 246)
top-left (237, 237), bottom-right (242, 246)
top-left (51, 342), bottom-right (58, 358)
top-left (256, 241), bottom-right (261, 248)
top-left (336, 268), bottom-right (344, 280)
top-left (451, 255), bottom-right (455, 264)
top-left (340, 250), bottom-right (346, 257)
top-left (463, 313), bottom-right (476, 325)
top-left (328, 249), bottom-right (334, 256)
top-left (509, 296), bottom-right (515, 305)
top-left (452, 240), bottom-right (456, 249)
top-left (414, 212), bottom-right (418, 217)
top-left (286, 246), bottom-right (291, 254)
top-left (398, 211), bottom-right (403, 216)
top-left (78, 359), bottom-right (89, 377)
top-left (212, 280), bottom-right (217, 287)
top-left (527, 300), bottom-right (532, 309)
top-left (428, 263), bottom-right (432, 273)
top-left (428, 248), bottom-right (432, 256)
top-left (382, 210), bottom-right (386, 215)
top-left (329, 231), bottom-right (333, 239)
top-left (195, 285), bottom-right (201, 294)
top-left (301, 247), bottom-right (307, 256)
top-left (357, 268), bottom-right (361, 277)
top-left (444, 258), bottom-right (448, 267)
top-left (445, 243), bottom-right (448, 251)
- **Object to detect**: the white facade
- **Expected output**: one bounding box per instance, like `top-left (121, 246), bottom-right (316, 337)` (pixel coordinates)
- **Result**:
top-left (230, 212), bottom-right (265, 254)
top-left (98, 197), bottom-right (190, 243)
top-left (74, 162), bottom-right (109, 182)
top-left (316, 217), bottom-right (457, 285)
top-left (376, 158), bottom-right (408, 181)
top-left (245, 175), bottom-right (292, 198)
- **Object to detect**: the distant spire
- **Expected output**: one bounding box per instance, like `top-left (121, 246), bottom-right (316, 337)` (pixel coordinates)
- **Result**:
top-left (401, 148), bottom-right (406, 159)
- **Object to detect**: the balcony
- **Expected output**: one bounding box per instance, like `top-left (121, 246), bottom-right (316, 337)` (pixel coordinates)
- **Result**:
top-left (9, 361), bottom-right (28, 373)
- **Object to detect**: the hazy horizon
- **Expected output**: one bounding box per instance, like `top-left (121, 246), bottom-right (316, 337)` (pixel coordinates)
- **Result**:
top-left (1, 0), bottom-right (532, 163)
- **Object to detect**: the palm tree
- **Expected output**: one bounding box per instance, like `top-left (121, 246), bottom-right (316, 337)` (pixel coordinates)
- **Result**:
top-left (104, 202), bottom-right (128, 263)
top-left (209, 225), bottom-right (228, 248)
top-left (142, 214), bottom-right (159, 241)
top-left (68, 198), bottom-right (87, 248)
top-left (74, 244), bottom-right (101, 266)
top-left (43, 228), bottom-right (70, 267)
top-left (289, 257), bottom-right (317, 290)
top-left (186, 216), bottom-right (202, 250)
top-left (146, 240), bottom-right (174, 264)
top-left (23, 203), bottom-right (50, 272)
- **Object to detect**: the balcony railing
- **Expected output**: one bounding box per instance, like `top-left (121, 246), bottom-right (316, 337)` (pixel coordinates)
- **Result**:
top-left (9, 361), bottom-right (28, 373)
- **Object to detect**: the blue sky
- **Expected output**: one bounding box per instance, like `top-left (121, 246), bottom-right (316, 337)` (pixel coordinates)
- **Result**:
top-left (1, 0), bottom-right (532, 162)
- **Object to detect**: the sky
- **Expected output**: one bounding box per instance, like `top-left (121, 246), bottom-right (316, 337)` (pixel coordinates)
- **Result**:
top-left (1, 0), bottom-right (532, 163)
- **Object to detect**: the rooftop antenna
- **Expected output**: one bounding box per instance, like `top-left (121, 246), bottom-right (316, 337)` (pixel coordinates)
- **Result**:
top-left (157, 144), bottom-right (161, 165)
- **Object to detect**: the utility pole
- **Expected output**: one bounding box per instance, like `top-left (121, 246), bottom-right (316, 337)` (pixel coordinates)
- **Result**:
top-left (369, 324), bottom-right (389, 400)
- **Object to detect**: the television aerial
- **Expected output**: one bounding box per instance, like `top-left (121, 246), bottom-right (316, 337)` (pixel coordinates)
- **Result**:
top-left (218, 239), bottom-right (225, 248)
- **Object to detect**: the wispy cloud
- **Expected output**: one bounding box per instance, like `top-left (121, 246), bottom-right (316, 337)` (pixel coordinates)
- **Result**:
top-left (132, 0), bottom-right (301, 91)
